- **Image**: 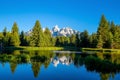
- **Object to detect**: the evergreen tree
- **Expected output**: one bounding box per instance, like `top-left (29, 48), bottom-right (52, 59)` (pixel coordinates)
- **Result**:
top-left (43, 27), bottom-right (52, 46)
top-left (96, 35), bottom-right (103, 48)
top-left (80, 30), bottom-right (89, 48)
top-left (55, 36), bottom-right (60, 46)
top-left (2, 27), bottom-right (9, 46)
top-left (20, 31), bottom-right (28, 46)
top-left (3, 27), bottom-right (7, 36)
top-left (107, 32), bottom-right (113, 48)
top-left (10, 22), bottom-right (20, 46)
top-left (70, 34), bottom-right (76, 46)
top-left (51, 37), bottom-right (56, 46)
top-left (112, 26), bottom-right (120, 48)
top-left (55, 36), bottom-right (70, 47)
top-left (30, 20), bottom-right (43, 47)
top-left (89, 33), bottom-right (97, 48)
top-left (64, 37), bottom-right (70, 46)
top-left (44, 27), bottom-right (51, 37)
top-left (110, 21), bottom-right (116, 35)
top-left (0, 33), bottom-right (3, 43)
top-left (110, 22), bottom-right (120, 48)
top-left (97, 15), bottom-right (109, 48)
top-left (0, 32), bottom-right (3, 49)
top-left (75, 33), bottom-right (80, 47)
top-left (20, 31), bottom-right (24, 46)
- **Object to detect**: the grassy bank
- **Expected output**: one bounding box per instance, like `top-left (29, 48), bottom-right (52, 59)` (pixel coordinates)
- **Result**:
top-left (82, 48), bottom-right (120, 53)
top-left (5, 46), bottom-right (64, 51)
top-left (5, 46), bottom-right (79, 51)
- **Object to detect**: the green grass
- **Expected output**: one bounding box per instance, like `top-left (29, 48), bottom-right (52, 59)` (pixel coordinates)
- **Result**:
top-left (82, 48), bottom-right (120, 53)
top-left (5, 46), bottom-right (79, 51)
top-left (5, 46), bottom-right (64, 51)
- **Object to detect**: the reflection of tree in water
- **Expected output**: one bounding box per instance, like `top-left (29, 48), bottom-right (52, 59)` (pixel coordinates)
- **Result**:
top-left (1, 50), bottom-right (120, 79)
top-left (10, 62), bottom-right (17, 74)
top-left (100, 72), bottom-right (115, 80)
top-left (31, 62), bottom-right (41, 78)
top-left (31, 54), bottom-right (52, 77)
top-left (9, 55), bottom-right (18, 74)
top-left (74, 54), bottom-right (87, 67)
top-left (30, 50), bottom-right (54, 78)
top-left (74, 52), bottom-right (120, 80)
top-left (111, 53), bottom-right (120, 64)
top-left (70, 53), bottom-right (75, 61)
top-left (100, 73), bottom-right (110, 80)
top-left (0, 50), bottom-right (55, 78)
top-left (96, 52), bottom-right (104, 60)
top-left (44, 59), bottom-right (50, 69)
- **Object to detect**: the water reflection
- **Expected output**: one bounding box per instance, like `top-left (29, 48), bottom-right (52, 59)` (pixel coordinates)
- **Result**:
top-left (0, 50), bottom-right (120, 80)
top-left (51, 54), bottom-right (73, 67)
top-left (74, 52), bottom-right (120, 80)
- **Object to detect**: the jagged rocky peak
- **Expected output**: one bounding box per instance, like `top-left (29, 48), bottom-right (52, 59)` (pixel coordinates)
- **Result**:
top-left (52, 25), bottom-right (60, 32)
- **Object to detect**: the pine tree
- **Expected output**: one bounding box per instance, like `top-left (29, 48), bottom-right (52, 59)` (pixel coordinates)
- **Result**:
top-left (30, 20), bottom-right (43, 47)
top-left (110, 21), bottom-right (116, 35)
top-left (70, 34), bottom-right (76, 46)
top-left (97, 15), bottom-right (109, 48)
top-left (75, 33), bottom-right (80, 47)
top-left (3, 27), bottom-right (7, 36)
top-left (107, 32), bottom-right (113, 48)
top-left (110, 22), bottom-right (120, 48)
top-left (51, 37), bottom-right (56, 46)
top-left (112, 26), bottom-right (120, 48)
top-left (96, 35), bottom-right (103, 48)
top-left (89, 33), bottom-right (97, 48)
top-left (2, 27), bottom-right (9, 46)
top-left (0, 33), bottom-right (3, 43)
top-left (80, 30), bottom-right (89, 48)
top-left (20, 31), bottom-right (28, 46)
top-left (55, 36), bottom-right (60, 46)
top-left (59, 36), bottom-right (65, 46)
top-left (10, 22), bottom-right (20, 46)
top-left (43, 27), bottom-right (52, 46)
top-left (64, 37), bottom-right (70, 46)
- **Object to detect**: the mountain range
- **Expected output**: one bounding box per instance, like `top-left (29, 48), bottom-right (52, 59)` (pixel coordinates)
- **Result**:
top-left (51, 25), bottom-right (80, 37)
top-left (25, 25), bottom-right (80, 37)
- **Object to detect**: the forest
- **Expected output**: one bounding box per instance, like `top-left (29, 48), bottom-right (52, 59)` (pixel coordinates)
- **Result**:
top-left (0, 15), bottom-right (120, 49)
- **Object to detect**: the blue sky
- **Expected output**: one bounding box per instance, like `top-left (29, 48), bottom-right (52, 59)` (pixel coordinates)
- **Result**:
top-left (0, 0), bottom-right (120, 34)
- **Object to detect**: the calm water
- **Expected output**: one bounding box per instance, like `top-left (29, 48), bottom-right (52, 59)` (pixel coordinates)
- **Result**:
top-left (0, 50), bottom-right (120, 80)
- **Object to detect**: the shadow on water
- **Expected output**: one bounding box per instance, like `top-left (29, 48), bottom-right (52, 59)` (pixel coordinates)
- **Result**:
top-left (0, 50), bottom-right (120, 80)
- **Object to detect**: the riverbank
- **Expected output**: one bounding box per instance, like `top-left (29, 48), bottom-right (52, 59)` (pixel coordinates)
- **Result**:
top-left (4, 47), bottom-right (120, 52)
top-left (5, 46), bottom-right (80, 51)
top-left (82, 48), bottom-right (120, 53)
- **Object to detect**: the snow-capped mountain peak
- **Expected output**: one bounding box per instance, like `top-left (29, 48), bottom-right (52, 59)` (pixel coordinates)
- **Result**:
top-left (25, 25), bottom-right (80, 37)
top-left (52, 25), bottom-right (60, 32)
top-left (51, 25), bottom-right (79, 37)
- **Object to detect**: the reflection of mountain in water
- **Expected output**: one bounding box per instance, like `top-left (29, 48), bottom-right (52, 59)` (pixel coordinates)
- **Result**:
top-left (51, 56), bottom-right (72, 67)
top-left (1, 50), bottom-right (120, 80)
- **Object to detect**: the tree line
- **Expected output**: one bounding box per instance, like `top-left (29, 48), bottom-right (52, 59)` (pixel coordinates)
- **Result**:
top-left (0, 15), bottom-right (120, 49)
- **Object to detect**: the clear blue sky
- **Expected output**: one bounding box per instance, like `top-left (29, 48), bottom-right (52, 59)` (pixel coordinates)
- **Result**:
top-left (0, 0), bottom-right (120, 34)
